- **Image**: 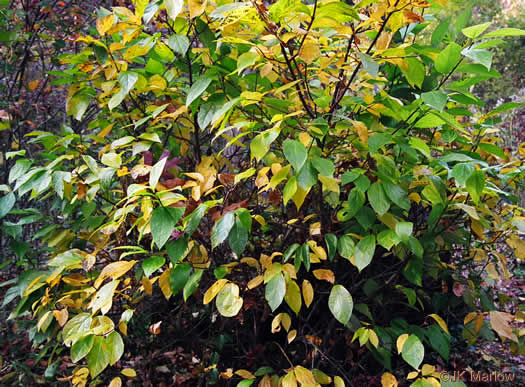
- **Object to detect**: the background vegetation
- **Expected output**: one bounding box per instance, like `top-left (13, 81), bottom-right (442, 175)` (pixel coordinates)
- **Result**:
top-left (0, 1), bottom-right (524, 386)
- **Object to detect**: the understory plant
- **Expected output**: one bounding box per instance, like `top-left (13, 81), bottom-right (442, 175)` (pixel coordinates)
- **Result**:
top-left (2, 0), bottom-right (525, 386)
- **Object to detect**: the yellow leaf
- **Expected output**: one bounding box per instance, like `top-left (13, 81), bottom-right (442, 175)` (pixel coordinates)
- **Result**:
top-left (247, 275), bottom-right (264, 290)
top-left (189, 0), bottom-right (207, 19)
top-left (121, 368), bottom-right (137, 378)
top-left (421, 364), bottom-right (435, 376)
top-left (89, 279), bottom-right (119, 315)
top-left (96, 14), bottom-right (114, 36)
top-left (292, 186), bottom-right (310, 211)
top-left (302, 280), bottom-right (314, 308)
top-left (203, 279), bottom-right (229, 304)
top-left (53, 309), bottom-right (68, 327)
top-left (254, 214), bottom-right (266, 226)
top-left (281, 313), bottom-right (291, 332)
top-left (284, 280), bottom-right (302, 315)
top-left (407, 371), bottom-right (418, 379)
top-left (376, 31), bottom-right (392, 50)
top-left (381, 372), bottom-right (397, 387)
top-left (108, 377), bottom-right (122, 387)
top-left (282, 371), bottom-right (298, 387)
top-left (299, 40), bottom-right (321, 64)
top-left (119, 321), bottom-right (128, 336)
top-left (294, 366), bottom-right (316, 385)
top-left (288, 329), bottom-right (297, 343)
top-left (396, 333), bottom-right (408, 354)
top-left (37, 311), bottom-right (52, 332)
top-left (353, 121), bottom-right (368, 143)
top-left (94, 260), bottom-right (137, 289)
top-left (368, 329), bottom-right (379, 348)
top-left (28, 80), bottom-right (39, 91)
top-left (159, 268), bottom-right (172, 300)
top-left (235, 369), bottom-right (255, 379)
top-left (408, 192), bottom-right (421, 204)
top-left (334, 376), bottom-right (345, 387)
top-left (271, 314), bottom-right (283, 333)
top-left (142, 276), bottom-right (152, 295)
top-left (260, 62), bottom-right (273, 78)
top-left (464, 312), bottom-right (477, 325)
top-left (312, 269), bottom-right (335, 284)
top-left (428, 314), bottom-right (449, 335)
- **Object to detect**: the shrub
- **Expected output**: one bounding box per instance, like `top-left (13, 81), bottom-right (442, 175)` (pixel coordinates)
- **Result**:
top-left (2, 0), bottom-right (525, 386)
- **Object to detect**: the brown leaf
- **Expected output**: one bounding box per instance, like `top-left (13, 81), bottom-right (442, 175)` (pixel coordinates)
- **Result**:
top-left (149, 321), bottom-right (162, 335)
top-left (490, 311), bottom-right (518, 342)
top-left (269, 189), bottom-right (281, 206)
top-left (218, 173), bottom-right (235, 186)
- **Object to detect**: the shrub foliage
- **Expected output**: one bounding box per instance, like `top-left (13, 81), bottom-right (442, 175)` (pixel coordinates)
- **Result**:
top-left (2, 0), bottom-right (525, 386)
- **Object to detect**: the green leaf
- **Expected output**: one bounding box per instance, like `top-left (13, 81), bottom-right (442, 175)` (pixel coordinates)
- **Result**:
top-left (265, 273), bottom-right (286, 312)
top-left (435, 43), bottom-right (462, 74)
top-left (283, 139), bottom-right (308, 172)
top-left (482, 28), bottom-right (525, 38)
top-left (71, 335), bottom-right (94, 363)
top-left (108, 71), bottom-right (138, 110)
top-left (368, 182), bottom-right (390, 216)
top-left (142, 256), bottom-right (165, 278)
top-left (164, 0), bottom-right (183, 21)
top-left (427, 324), bottom-right (450, 361)
top-left (421, 90), bottom-right (447, 112)
top-left (149, 156), bottom-right (167, 189)
top-left (401, 57), bottom-right (425, 88)
top-left (237, 51), bottom-right (258, 75)
top-left (312, 158), bottom-right (335, 177)
top-left (63, 313), bottom-right (92, 346)
top-left (395, 222), bottom-right (413, 243)
top-left (462, 22), bottom-right (491, 39)
top-left (368, 133), bottom-right (392, 154)
top-left (87, 336), bottom-right (111, 378)
top-left (250, 129), bottom-right (280, 161)
top-left (228, 217), bottom-right (249, 256)
top-left (168, 34), bottom-right (190, 55)
top-left (479, 143), bottom-right (506, 159)
top-left (150, 206), bottom-right (184, 249)
top-left (382, 181), bottom-right (410, 211)
top-left (401, 334), bottom-right (424, 370)
top-left (377, 229), bottom-right (400, 250)
top-left (183, 270), bottom-right (203, 301)
top-left (461, 48), bottom-right (493, 70)
top-left (409, 137), bottom-right (431, 159)
top-left (354, 235), bottom-right (376, 272)
top-left (298, 243), bottom-right (310, 272)
top-left (325, 233), bottom-right (338, 261)
top-left (186, 77), bottom-right (212, 106)
top-left (211, 211), bottom-right (235, 249)
top-left (357, 53), bottom-right (379, 78)
top-left (169, 263), bottom-right (192, 296)
top-left (184, 204), bottom-right (208, 235)
top-left (283, 243), bottom-right (300, 263)
top-left (283, 176), bottom-right (297, 205)
top-left (344, 189), bottom-right (366, 220)
top-left (106, 331), bottom-right (124, 365)
top-left (341, 170), bottom-right (360, 185)
top-left (0, 192), bottom-right (15, 219)
top-left (466, 170), bottom-right (485, 204)
top-left (452, 163), bottom-right (475, 187)
top-left (328, 285), bottom-right (353, 326)
top-left (167, 236), bottom-right (188, 264)
top-left (337, 235), bottom-right (355, 260)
